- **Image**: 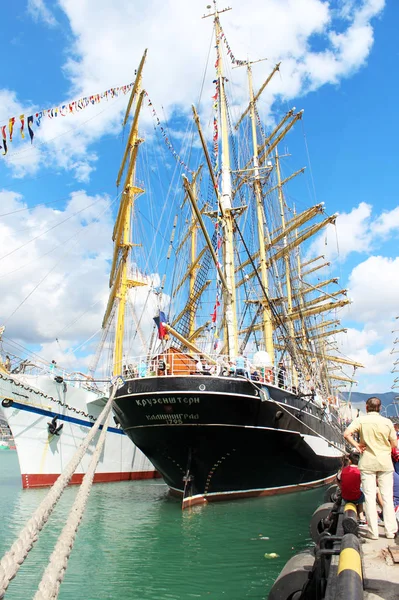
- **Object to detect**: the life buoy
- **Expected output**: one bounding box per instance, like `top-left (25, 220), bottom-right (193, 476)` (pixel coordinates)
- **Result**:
top-left (1, 398), bottom-right (13, 408)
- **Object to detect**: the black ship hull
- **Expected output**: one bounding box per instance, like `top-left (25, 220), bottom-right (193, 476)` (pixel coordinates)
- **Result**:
top-left (113, 376), bottom-right (344, 507)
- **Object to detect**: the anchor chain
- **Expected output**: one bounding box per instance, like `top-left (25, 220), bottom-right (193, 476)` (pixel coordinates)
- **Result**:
top-left (0, 372), bottom-right (97, 421)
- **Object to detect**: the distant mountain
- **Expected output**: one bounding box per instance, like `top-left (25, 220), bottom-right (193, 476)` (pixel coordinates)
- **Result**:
top-left (341, 391), bottom-right (399, 420)
top-left (342, 391), bottom-right (398, 406)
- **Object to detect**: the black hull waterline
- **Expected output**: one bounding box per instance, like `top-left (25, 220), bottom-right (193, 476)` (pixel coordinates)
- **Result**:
top-left (113, 376), bottom-right (344, 507)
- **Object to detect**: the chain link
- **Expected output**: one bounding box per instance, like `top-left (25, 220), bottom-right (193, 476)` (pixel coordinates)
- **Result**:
top-left (0, 373), bottom-right (98, 421)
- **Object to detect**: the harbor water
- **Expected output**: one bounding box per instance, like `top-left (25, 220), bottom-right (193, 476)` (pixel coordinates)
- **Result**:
top-left (0, 452), bottom-right (325, 599)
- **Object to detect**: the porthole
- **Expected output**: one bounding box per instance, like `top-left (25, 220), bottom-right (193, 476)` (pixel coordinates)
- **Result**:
top-left (199, 384), bottom-right (206, 391)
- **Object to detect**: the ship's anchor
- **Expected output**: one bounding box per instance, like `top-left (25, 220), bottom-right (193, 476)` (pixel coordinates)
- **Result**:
top-left (47, 416), bottom-right (63, 436)
top-left (182, 448), bottom-right (195, 503)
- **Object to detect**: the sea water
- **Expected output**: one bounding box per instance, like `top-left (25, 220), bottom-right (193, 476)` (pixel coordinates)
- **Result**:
top-left (0, 452), bottom-right (325, 599)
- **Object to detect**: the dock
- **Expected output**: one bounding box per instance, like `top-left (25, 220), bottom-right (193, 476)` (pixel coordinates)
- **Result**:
top-left (362, 526), bottom-right (399, 600)
top-left (268, 488), bottom-right (399, 600)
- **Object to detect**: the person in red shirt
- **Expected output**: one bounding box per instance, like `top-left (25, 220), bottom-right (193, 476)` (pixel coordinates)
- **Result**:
top-left (338, 451), bottom-right (365, 522)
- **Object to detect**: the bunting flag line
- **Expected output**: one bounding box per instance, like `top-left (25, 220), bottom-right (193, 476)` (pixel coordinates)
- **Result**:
top-left (212, 77), bottom-right (219, 174)
top-left (144, 92), bottom-right (194, 175)
top-left (218, 25), bottom-right (247, 67)
top-left (0, 81), bottom-right (134, 157)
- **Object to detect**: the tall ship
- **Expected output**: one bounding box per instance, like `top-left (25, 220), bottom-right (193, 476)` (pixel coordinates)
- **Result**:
top-left (101, 3), bottom-right (362, 508)
top-left (1, 3), bottom-right (361, 501)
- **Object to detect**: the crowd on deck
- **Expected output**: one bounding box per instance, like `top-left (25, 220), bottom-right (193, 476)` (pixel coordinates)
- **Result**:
top-left (122, 354), bottom-right (294, 390)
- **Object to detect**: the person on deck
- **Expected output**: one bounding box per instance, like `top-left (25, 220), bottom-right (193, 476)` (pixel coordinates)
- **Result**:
top-left (344, 396), bottom-right (398, 540)
top-left (4, 356), bottom-right (11, 372)
top-left (277, 362), bottom-right (286, 388)
top-left (235, 355), bottom-right (247, 377)
top-left (196, 356), bottom-right (211, 375)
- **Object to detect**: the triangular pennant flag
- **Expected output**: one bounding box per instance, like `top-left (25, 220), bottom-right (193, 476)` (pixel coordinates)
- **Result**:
top-left (27, 116), bottom-right (34, 143)
top-left (8, 117), bottom-right (15, 141)
top-left (1, 126), bottom-right (7, 155)
top-left (20, 115), bottom-right (25, 139)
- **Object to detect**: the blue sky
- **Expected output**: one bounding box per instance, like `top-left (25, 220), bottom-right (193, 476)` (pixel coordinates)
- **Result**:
top-left (0, 0), bottom-right (398, 393)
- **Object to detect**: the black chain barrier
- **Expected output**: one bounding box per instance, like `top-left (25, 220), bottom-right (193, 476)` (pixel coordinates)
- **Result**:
top-left (0, 372), bottom-right (98, 421)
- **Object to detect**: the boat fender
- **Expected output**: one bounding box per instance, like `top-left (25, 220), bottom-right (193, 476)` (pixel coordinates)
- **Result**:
top-left (54, 375), bottom-right (64, 384)
top-left (267, 551), bottom-right (314, 600)
top-left (47, 416), bottom-right (63, 436)
top-left (1, 398), bottom-right (14, 408)
top-left (275, 410), bottom-right (284, 421)
top-left (309, 502), bottom-right (334, 543)
top-left (324, 483), bottom-right (339, 503)
top-left (63, 382), bottom-right (67, 393)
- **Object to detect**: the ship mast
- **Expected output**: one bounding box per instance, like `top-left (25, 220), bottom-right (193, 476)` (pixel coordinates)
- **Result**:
top-left (102, 50), bottom-right (148, 376)
top-left (204, 2), bottom-right (238, 357)
top-left (246, 64), bottom-right (274, 360)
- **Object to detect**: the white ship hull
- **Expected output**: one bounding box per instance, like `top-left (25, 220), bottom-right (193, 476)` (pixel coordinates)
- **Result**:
top-left (0, 371), bottom-right (157, 488)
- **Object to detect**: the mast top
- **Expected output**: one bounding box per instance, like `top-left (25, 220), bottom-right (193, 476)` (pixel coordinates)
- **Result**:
top-left (202, 1), bottom-right (231, 19)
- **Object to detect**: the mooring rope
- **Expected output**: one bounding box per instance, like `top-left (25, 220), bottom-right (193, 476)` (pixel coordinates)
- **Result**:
top-left (0, 384), bottom-right (117, 599)
top-left (33, 403), bottom-right (113, 600)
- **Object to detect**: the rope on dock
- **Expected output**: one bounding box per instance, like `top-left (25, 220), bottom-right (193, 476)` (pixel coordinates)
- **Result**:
top-left (33, 404), bottom-right (113, 600)
top-left (0, 384), bottom-right (117, 600)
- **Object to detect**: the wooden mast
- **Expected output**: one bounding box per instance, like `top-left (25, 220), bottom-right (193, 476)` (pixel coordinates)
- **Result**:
top-left (101, 50), bottom-right (148, 376)
top-left (201, 3), bottom-right (238, 356)
top-left (247, 64), bottom-right (274, 360)
top-left (275, 149), bottom-right (295, 339)
top-left (214, 9), bottom-right (238, 357)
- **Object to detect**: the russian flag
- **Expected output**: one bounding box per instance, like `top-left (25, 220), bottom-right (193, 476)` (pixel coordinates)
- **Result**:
top-left (153, 311), bottom-right (167, 339)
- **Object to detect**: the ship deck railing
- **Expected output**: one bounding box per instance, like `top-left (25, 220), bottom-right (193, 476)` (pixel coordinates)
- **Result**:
top-left (117, 353), bottom-right (315, 396)
top-left (2, 354), bottom-right (102, 395)
top-left (117, 353), bottom-right (344, 429)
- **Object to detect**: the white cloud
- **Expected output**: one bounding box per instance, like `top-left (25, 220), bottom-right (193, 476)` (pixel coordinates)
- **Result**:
top-left (1, 0), bottom-right (384, 180)
top-left (0, 188), bottom-right (169, 371)
top-left (27, 0), bottom-right (57, 27)
top-left (0, 189), bottom-right (114, 347)
top-left (334, 255), bottom-right (399, 391)
top-left (309, 202), bottom-right (399, 262)
top-left (373, 206), bottom-right (399, 236)
top-left (308, 202), bottom-right (373, 261)
top-left (346, 255), bottom-right (399, 323)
